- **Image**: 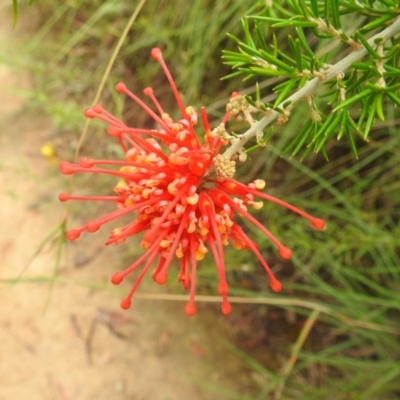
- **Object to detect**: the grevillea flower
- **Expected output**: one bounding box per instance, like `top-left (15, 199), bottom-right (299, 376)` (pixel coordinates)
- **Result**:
top-left (59, 48), bottom-right (325, 316)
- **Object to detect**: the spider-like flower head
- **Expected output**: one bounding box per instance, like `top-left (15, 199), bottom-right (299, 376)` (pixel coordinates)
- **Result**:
top-left (59, 48), bottom-right (325, 316)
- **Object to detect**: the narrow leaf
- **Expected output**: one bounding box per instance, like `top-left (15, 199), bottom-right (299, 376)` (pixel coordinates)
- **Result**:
top-left (259, 49), bottom-right (296, 72)
top-left (346, 129), bottom-right (359, 158)
top-left (375, 92), bottom-right (385, 121)
top-left (310, 0), bottom-right (320, 17)
top-left (294, 38), bottom-right (304, 72)
top-left (12, 0), bottom-right (18, 28)
top-left (386, 91), bottom-right (400, 107)
top-left (363, 96), bottom-right (378, 140)
top-left (254, 21), bottom-right (268, 52)
top-left (296, 27), bottom-right (315, 58)
top-left (355, 31), bottom-right (380, 59)
top-left (359, 14), bottom-right (396, 33)
top-left (330, 0), bottom-right (341, 29)
top-left (274, 79), bottom-right (298, 107)
top-left (273, 20), bottom-right (319, 28)
top-left (333, 88), bottom-right (373, 112)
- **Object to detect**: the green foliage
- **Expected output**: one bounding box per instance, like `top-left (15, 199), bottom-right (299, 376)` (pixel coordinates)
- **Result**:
top-left (224, 0), bottom-right (400, 159)
top-left (223, 116), bottom-right (400, 399)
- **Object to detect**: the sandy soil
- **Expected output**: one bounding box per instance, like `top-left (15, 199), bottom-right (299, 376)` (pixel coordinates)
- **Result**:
top-left (0, 6), bottom-right (242, 400)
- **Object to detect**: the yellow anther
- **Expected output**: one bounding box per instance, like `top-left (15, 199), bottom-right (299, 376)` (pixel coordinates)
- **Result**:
top-left (140, 240), bottom-right (150, 249)
top-left (175, 247), bottom-right (184, 258)
top-left (120, 166), bottom-right (134, 173)
top-left (145, 153), bottom-right (158, 163)
top-left (171, 123), bottom-right (183, 135)
top-left (188, 220), bottom-right (197, 233)
top-left (167, 179), bottom-right (179, 195)
top-left (146, 179), bottom-right (161, 188)
top-left (160, 239), bottom-right (172, 248)
top-left (197, 241), bottom-right (208, 255)
top-left (114, 180), bottom-right (130, 194)
top-left (195, 239), bottom-right (208, 260)
top-left (252, 201), bottom-right (264, 210)
top-left (186, 193), bottom-right (199, 205)
top-left (253, 179), bottom-right (265, 190)
top-left (162, 113), bottom-right (172, 123)
top-left (186, 106), bottom-right (198, 124)
top-left (196, 252), bottom-right (205, 261)
top-left (124, 197), bottom-right (133, 207)
top-left (233, 241), bottom-right (245, 250)
top-left (141, 188), bottom-right (152, 199)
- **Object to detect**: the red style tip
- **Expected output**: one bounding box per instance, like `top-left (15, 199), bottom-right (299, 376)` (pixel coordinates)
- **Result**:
top-left (143, 87), bottom-right (153, 96)
top-left (66, 229), bottom-right (81, 241)
top-left (59, 192), bottom-right (69, 202)
top-left (151, 48), bottom-right (163, 61)
top-left (155, 271), bottom-right (168, 285)
top-left (83, 108), bottom-right (97, 119)
top-left (107, 126), bottom-right (121, 137)
top-left (92, 104), bottom-right (103, 113)
top-left (59, 161), bottom-right (75, 175)
top-left (312, 218), bottom-right (325, 230)
top-left (79, 157), bottom-right (94, 168)
top-left (111, 272), bottom-right (125, 285)
top-left (120, 298), bottom-right (131, 310)
top-left (218, 282), bottom-right (229, 296)
top-left (185, 303), bottom-right (196, 317)
top-left (270, 279), bottom-right (282, 292)
top-left (279, 246), bottom-right (292, 259)
top-left (221, 301), bottom-right (232, 315)
top-left (143, 229), bottom-right (157, 244)
top-left (86, 221), bottom-right (100, 232)
top-left (115, 82), bottom-right (127, 93)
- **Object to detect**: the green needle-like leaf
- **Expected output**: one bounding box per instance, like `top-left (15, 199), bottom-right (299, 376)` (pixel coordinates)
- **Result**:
top-left (330, 0), bottom-right (342, 29)
top-left (325, 0), bottom-right (332, 27)
top-left (254, 21), bottom-right (268, 52)
top-left (333, 88), bottom-right (373, 112)
top-left (314, 111), bottom-right (342, 143)
top-left (294, 38), bottom-right (304, 72)
top-left (298, 0), bottom-right (312, 18)
top-left (242, 18), bottom-right (255, 48)
top-left (274, 79), bottom-right (298, 107)
top-left (249, 67), bottom-right (292, 77)
top-left (355, 31), bottom-right (380, 59)
top-left (273, 20), bottom-right (319, 28)
top-left (375, 92), bottom-right (385, 121)
top-left (386, 91), bottom-right (400, 107)
top-left (310, 0), bottom-right (320, 17)
top-left (259, 49), bottom-right (296, 72)
top-left (359, 13), bottom-right (397, 33)
top-left (296, 27), bottom-right (316, 58)
top-left (346, 128), bottom-right (359, 158)
top-left (363, 93), bottom-right (381, 139)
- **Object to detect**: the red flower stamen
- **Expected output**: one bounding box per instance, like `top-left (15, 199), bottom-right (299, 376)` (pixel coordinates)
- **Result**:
top-left (60, 48), bottom-right (325, 316)
top-left (151, 48), bottom-right (188, 120)
top-left (143, 87), bottom-right (165, 116)
top-left (115, 82), bottom-right (171, 132)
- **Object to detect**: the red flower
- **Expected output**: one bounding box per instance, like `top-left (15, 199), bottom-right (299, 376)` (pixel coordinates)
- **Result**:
top-left (59, 48), bottom-right (325, 316)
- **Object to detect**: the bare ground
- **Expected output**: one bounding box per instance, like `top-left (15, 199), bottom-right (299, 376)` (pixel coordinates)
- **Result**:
top-left (0, 7), bottom-right (243, 400)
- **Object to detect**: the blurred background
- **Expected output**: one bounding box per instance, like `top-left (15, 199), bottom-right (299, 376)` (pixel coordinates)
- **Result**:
top-left (0, 1), bottom-right (399, 399)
